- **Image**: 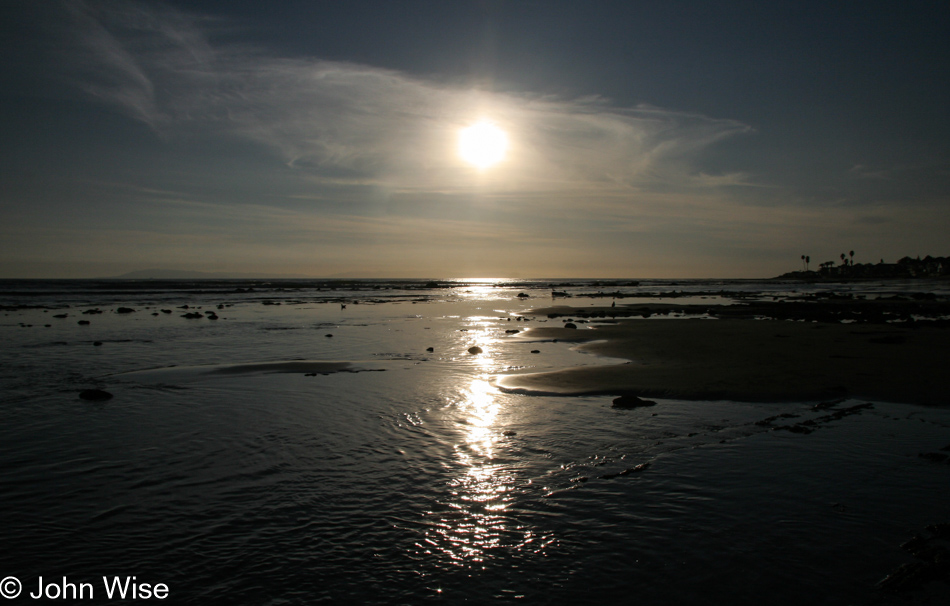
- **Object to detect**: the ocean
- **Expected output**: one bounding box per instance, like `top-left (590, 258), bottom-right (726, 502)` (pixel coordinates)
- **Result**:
top-left (1, 278), bottom-right (948, 604)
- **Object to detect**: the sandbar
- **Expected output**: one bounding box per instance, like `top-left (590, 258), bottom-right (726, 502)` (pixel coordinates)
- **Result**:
top-left (499, 305), bottom-right (950, 405)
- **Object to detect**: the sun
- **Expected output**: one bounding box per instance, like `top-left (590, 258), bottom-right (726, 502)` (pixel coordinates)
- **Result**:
top-left (459, 121), bottom-right (508, 169)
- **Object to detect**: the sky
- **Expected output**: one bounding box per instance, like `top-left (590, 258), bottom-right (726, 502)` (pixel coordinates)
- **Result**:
top-left (1, 0), bottom-right (948, 279)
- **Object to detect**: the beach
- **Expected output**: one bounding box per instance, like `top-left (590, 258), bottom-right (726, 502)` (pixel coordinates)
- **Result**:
top-left (500, 301), bottom-right (950, 405)
top-left (2, 278), bottom-right (949, 604)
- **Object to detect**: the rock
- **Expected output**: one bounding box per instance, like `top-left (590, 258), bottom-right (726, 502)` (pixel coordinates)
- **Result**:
top-left (161, 309), bottom-right (172, 314)
top-left (115, 307), bottom-right (135, 314)
top-left (877, 561), bottom-right (937, 592)
top-left (93, 341), bottom-right (102, 346)
top-left (325, 334), bottom-right (333, 338)
top-left (79, 389), bottom-right (112, 401)
top-left (502, 430), bottom-right (517, 436)
top-left (901, 535), bottom-right (930, 555)
top-left (531, 350), bottom-right (540, 354)
top-left (517, 292), bottom-right (530, 298)
top-left (927, 523), bottom-right (950, 539)
top-left (426, 347), bottom-right (434, 352)
top-left (77, 320), bottom-right (90, 325)
top-left (468, 346), bottom-right (483, 354)
top-left (919, 452), bottom-right (949, 463)
top-left (505, 329), bottom-right (520, 334)
top-left (812, 397), bottom-right (846, 411)
top-left (620, 462), bottom-right (651, 475)
top-left (181, 312), bottom-right (203, 319)
top-left (612, 395), bottom-right (657, 409)
top-left (564, 323), bottom-right (577, 329)
top-left (52, 313), bottom-right (68, 318)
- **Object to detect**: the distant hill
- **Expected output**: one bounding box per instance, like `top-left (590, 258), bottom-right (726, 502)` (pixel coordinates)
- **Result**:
top-left (108, 269), bottom-right (315, 279)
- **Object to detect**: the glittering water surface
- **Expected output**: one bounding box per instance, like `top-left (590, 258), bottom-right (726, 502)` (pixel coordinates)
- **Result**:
top-left (1, 279), bottom-right (949, 604)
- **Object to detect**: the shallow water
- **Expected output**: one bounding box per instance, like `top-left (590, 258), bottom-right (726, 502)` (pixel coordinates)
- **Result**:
top-left (1, 279), bottom-right (949, 604)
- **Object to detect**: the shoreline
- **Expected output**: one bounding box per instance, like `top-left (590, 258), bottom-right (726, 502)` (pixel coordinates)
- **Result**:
top-left (498, 304), bottom-right (950, 405)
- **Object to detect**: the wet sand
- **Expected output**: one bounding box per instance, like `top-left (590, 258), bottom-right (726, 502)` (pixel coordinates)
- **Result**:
top-left (499, 304), bottom-right (950, 405)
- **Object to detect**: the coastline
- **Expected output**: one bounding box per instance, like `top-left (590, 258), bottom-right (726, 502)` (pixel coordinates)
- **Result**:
top-left (499, 304), bottom-right (950, 405)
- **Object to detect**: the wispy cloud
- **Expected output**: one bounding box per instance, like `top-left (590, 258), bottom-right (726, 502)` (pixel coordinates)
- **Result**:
top-left (59, 0), bottom-right (752, 198)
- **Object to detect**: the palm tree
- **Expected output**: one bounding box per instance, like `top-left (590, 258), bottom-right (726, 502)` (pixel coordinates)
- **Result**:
top-left (801, 255), bottom-right (806, 271)
top-left (805, 255), bottom-right (810, 271)
top-left (849, 250), bottom-right (854, 266)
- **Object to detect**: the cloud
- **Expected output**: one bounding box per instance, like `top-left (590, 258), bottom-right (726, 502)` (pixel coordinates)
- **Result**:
top-left (60, 0), bottom-right (753, 198)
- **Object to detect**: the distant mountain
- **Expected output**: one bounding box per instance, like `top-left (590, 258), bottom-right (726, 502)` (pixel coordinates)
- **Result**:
top-left (108, 269), bottom-right (315, 279)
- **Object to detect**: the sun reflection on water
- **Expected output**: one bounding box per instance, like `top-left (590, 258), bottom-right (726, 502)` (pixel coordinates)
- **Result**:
top-left (416, 323), bottom-right (555, 565)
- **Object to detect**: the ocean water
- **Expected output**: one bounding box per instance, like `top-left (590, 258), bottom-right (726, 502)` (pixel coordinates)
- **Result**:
top-left (1, 278), bottom-right (949, 605)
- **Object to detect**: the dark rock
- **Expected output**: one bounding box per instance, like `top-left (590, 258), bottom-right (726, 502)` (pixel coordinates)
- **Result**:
top-left (902, 535), bottom-right (930, 555)
top-left (619, 462), bottom-right (651, 475)
top-left (181, 312), bottom-right (203, 319)
top-left (161, 309), bottom-right (172, 314)
top-left (517, 292), bottom-right (530, 298)
top-left (325, 334), bottom-right (333, 338)
top-left (919, 452), bottom-right (949, 463)
top-left (52, 313), bottom-right (68, 318)
top-left (93, 341), bottom-right (102, 346)
top-left (426, 347), bottom-right (434, 352)
top-left (115, 307), bottom-right (135, 314)
top-left (927, 523), bottom-right (950, 539)
top-left (531, 350), bottom-right (540, 354)
top-left (502, 430), bottom-right (517, 436)
top-left (602, 462), bottom-right (652, 479)
top-left (77, 320), bottom-right (90, 325)
top-left (774, 424), bottom-right (814, 434)
top-left (564, 323), bottom-right (577, 329)
top-left (877, 561), bottom-right (937, 592)
top-left (468, 346), bottom-right (483, 354)
top-left (612, 395), bottom-right (657, 409)
top-left (505, 329), bottom-right (520, 334)
top-left (79, 389), bottom-right (112, 401)
top-left (911, 544), bottom-right (950, 563)
top-left (812, 397), bottom-right (846, 411)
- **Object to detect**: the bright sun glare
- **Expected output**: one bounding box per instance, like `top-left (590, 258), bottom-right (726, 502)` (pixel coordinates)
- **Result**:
top-left (459, 121), bottom-right (508, 169)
